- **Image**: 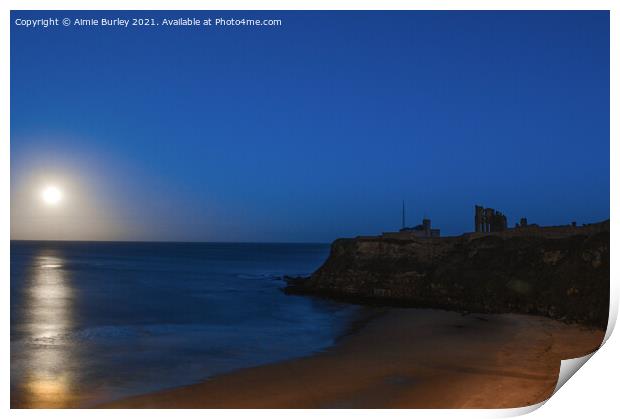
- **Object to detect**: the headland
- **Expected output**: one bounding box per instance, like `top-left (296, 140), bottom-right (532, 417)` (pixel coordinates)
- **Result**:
top-left (103, 215), bottom-right (609, 408)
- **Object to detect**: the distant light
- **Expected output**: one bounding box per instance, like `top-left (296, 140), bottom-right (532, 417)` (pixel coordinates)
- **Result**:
top-left (42, 186), bottom-right (62, 205)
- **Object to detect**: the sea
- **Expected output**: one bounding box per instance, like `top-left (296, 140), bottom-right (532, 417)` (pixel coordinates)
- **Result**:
top-left (10, 241), bottom-right (360, 408)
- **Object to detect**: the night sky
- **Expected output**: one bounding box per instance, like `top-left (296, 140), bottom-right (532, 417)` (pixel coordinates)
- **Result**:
top-left (10, 11), bottom-right (610, 242)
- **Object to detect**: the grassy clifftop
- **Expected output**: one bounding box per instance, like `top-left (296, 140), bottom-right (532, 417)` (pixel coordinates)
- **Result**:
top-left (286, 221), bottom-right (610, 328)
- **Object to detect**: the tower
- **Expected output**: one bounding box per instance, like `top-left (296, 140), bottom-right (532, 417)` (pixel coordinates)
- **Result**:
top-left (402, 200), bottom-right (406, 230)
top-left (422, 218), bottom-right (431, 231)
top-left (475, 205), bottom-right (484, 232)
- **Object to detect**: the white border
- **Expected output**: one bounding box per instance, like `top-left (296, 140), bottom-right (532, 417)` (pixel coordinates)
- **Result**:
top-left (3, 2), bottom-right (616, 419)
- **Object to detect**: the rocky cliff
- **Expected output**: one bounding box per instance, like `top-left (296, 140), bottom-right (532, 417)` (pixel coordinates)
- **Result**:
top-left (286, 221), bottom-right (610, 328)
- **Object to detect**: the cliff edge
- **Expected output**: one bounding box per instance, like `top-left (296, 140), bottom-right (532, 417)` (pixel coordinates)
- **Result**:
top-left (286, 221), bottom-right (610, 328)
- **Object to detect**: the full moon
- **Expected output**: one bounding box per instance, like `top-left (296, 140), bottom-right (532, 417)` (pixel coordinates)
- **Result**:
top-left (42, 186), bottom-right (63, 205)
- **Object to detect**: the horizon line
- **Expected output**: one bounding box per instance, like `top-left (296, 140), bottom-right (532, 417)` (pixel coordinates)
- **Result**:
top-left (9, 238), bottom-right (333, 245)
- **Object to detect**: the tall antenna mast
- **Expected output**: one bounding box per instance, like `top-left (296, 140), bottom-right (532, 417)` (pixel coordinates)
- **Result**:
top-left (402, 200), bottom-right (406, 230)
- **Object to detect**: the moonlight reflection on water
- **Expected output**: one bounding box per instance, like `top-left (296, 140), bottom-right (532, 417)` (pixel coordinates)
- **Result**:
top-left (21, 254), bottom-right (77, 408)
top-left (10, 241), bottom-right (355, 408)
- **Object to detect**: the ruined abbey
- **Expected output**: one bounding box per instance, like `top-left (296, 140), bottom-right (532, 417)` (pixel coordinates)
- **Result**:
top-left (474, 205), bottom-right (508, 233)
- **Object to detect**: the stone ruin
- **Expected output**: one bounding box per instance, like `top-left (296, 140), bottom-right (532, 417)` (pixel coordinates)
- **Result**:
top-left (475, 205), bottom-right (508, 233)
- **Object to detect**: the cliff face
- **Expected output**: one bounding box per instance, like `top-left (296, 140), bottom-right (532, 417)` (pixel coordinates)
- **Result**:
top-left (286, 222), bottom-right (609, 328)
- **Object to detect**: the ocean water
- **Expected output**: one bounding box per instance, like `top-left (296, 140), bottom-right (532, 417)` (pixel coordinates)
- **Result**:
top-left (10, 241), bottom-right (358, 408)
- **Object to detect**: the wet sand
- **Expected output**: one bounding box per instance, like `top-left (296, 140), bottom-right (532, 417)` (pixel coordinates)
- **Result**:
top-left (102, 308), bottom-right (605, 408)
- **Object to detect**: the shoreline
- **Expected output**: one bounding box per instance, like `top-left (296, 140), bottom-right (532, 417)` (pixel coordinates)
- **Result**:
top-left (101, 308), bottom-right (605, 409)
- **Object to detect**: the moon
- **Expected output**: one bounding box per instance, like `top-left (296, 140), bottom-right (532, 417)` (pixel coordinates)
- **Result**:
top-left (42, 186), bottom-right (63, 206)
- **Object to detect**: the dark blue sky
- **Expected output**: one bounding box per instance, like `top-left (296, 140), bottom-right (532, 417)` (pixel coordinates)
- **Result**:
top-left (11, 11), bottom-right (609, 242)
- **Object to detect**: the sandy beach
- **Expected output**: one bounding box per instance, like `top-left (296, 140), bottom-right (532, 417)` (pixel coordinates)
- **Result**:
top-left (102, 308), bottom-right (605, 409)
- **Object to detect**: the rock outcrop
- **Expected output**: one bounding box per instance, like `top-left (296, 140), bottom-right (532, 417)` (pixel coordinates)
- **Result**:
top-left (286, 221), bottom-right (610, 328)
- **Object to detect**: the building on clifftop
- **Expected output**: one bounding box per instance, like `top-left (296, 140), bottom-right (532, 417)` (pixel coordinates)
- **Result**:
top-left (396, 201), bottom-right (440, 237)
top-left (474, 205), bottom-right (508, 232)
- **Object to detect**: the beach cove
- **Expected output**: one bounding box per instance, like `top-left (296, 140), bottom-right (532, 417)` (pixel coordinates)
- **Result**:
top-left (104, 308), bottom-right (604, 409)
